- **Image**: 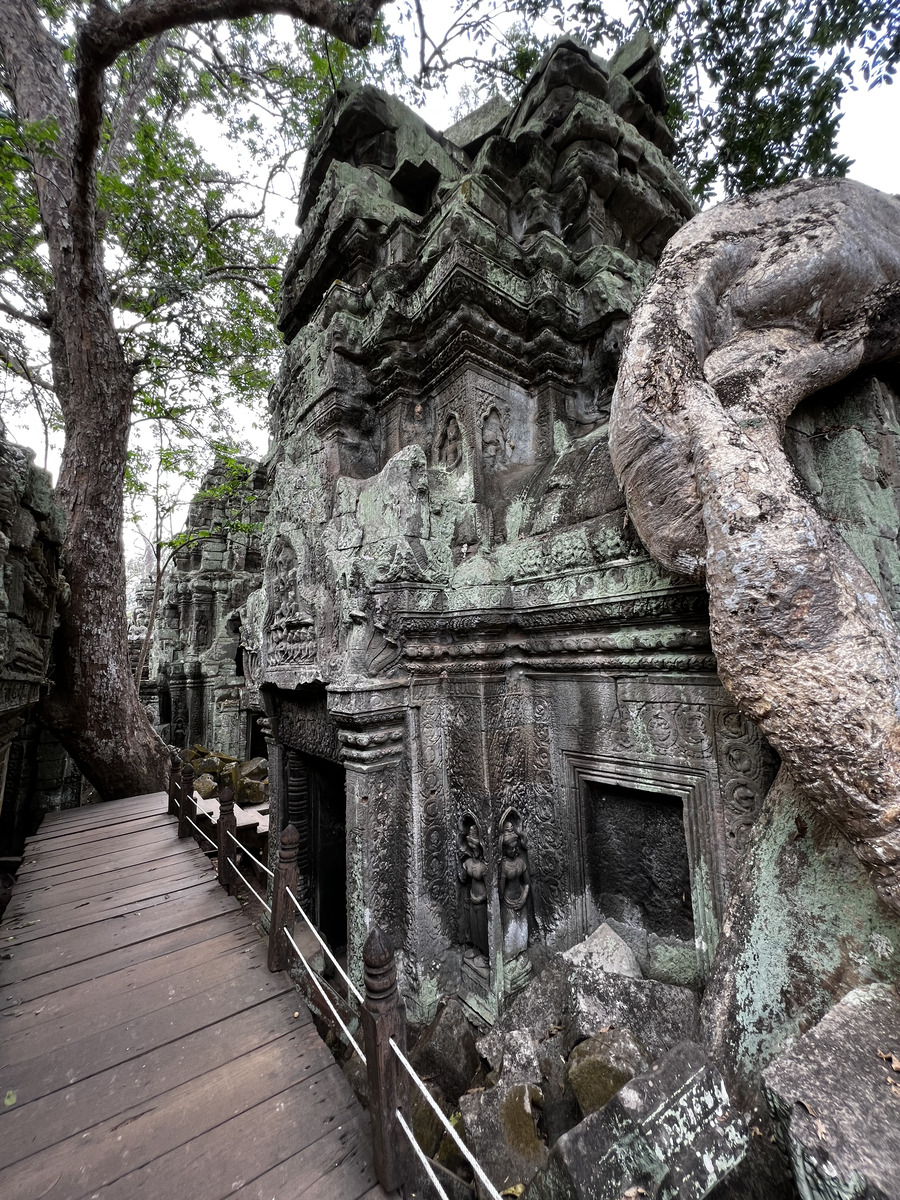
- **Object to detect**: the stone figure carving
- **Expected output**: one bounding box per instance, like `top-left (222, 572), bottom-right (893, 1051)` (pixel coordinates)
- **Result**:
top-left (194, 608), bottom-right (210, 650)
top-left (498, 809), bottom-right (532, 957)
top-left (438, 414), bottom-right (463, 469)
top-left (457, 815), bottom-right (489, 959)
top-left (610, 178), bottom-right (900, 914)
top-left (268, 534), bottom-right (315, 665)
top-left (481, 408), bottom-right (509, 472)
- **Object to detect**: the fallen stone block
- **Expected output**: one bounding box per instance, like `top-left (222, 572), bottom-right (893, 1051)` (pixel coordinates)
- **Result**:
top-left (193, 773), bottom-right (217, 800)
top-left (460, 1080), bottom-right (548, 1194)
top-left (562, 922), bottom-right (642, 979)
top-left (525, 1042), bottom-right (748, 1200)
top-left (478, 1027), bottom-right (543, 1087)
top-left (239, 755), bottom-right (268, 780)
top-left (503, 953), bottom-right (698, 1060)
top-left (763, 982), bottom-right (900, 1200)
top-left (229, 770), bottom-right (267, 807)
top-left (567, 1027), bottom-right (651, 1117)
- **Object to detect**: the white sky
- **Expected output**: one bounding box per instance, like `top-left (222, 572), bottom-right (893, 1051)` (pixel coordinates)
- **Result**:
top-left (833, 82), bottom-right (900, 195)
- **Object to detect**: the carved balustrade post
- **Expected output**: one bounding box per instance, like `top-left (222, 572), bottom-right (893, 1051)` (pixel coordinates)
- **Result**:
top-left (360, 926), bottom-right (409, 1194)
top-left (167, 752), bottom-right (181, 816)
top-left (177, 762), bottom-right (195, 839)
top-left (218, 785), bottom-right (238, 892)
top-left (267, 823), bottom-right (299, 972)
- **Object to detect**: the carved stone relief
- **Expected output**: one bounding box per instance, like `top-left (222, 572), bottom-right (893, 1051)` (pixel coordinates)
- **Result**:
top-left (276, 687), bottom-right (341, 762)
top-left (481, 407), bottom-right (510, 473)
top-left (458, 814), bottom-right (490, 961)
top-left (267, 534), bottom-right (316, 667)
top-left (498, 808), bottom-right (533, 955)
top-left (438, 414), bottom-right (464, 469)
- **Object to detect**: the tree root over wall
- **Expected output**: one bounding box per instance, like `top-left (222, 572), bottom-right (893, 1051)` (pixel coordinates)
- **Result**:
top-left (610, 177), bottom-right (900, 916)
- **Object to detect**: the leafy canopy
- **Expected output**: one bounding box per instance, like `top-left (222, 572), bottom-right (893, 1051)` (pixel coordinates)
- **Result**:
top-left (1, 3), bottom-right (407, 479)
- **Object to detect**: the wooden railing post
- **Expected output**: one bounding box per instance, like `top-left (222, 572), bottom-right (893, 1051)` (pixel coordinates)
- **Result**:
top-left (267, 823), bottom-right (299, 972)
top-left (177, 761), bottom-right (194, 839)
top-left (217, 785), bottom-right (238, 892)
top-left (167, 752), bottom-right (181, 816)
top-left (360, 927), bottom-right (409, 1194)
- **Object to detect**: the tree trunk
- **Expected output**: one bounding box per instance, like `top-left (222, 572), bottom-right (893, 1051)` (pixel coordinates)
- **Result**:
top-left (2, 0), bottom-right (167, 799)
top-left (42, 292), bottom-right (169, 799)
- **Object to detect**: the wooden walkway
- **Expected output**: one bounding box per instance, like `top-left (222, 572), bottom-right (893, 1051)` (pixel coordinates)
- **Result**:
top-left (0, 791), bottom-right (388, 1200)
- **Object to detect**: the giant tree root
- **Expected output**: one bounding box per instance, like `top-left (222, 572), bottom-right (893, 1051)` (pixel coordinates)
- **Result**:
top-left (610, 178), bottom-right (900, 914)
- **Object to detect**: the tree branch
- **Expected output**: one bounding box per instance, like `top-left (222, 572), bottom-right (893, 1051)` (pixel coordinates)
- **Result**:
top-left (0, 297), bottom-right (51, 328)
top-left (0, 335), bottom-right (56, 391)
top-left (83, 0), bottom-right (387, 71)
top-left (102, 35), bottom-right (168, 175)
top-left (72, 0), bottom-right (389, 293)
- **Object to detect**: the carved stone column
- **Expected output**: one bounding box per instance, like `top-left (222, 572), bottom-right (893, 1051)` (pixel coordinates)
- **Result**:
top-left (168, 662), bottom-right (188, 748)
top-left (286, 748), bottom-right (312, 910)
top-left (332, 684), bottom-right (410, 996)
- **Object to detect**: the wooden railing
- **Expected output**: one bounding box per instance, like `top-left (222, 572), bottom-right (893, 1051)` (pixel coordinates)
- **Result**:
top-left (167, 760), bottom-right (501, 1200)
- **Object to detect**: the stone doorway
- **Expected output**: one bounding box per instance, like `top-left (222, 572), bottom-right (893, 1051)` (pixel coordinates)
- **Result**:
top-left (567, 753), bottom-right (720, 983)
top-left (247, 713), bottom-right (268, 761)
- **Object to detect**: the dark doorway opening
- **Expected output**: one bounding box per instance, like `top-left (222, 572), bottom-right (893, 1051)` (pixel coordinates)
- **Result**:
top-left (308, 754), bottom-right (347, 953)
top-left (289, 751), bottom-right (347, 954)
top-left (583, 782), bottom-right (694, 941)
top-left (247, 714), bottom-right (268, 761)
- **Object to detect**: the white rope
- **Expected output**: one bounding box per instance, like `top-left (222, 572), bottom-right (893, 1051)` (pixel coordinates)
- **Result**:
top-left (395, 1108), bottom-right (451, 1200)
top-left (186, 816), bottom-right (217, 851)
top-left (226, 828), bottom-right (274, 878)
top-left (390, 1037), bottom-right (503, 1200)
top-left (227, 858), bottom-right (272, 913)
top-left (284, 888), bottom-right (364, 1005)
top-left (171, 797), bottom-right (181, 809)
top-left (284, 928), bottom-right (366, 1062)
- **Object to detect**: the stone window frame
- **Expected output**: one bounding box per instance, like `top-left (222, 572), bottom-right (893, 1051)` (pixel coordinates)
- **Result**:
top-left (565, 751), bottom-right (722, 980)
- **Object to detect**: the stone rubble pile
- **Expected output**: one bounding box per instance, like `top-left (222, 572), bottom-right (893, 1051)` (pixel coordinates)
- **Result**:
top-left (177, 745), bottom-right (271, 847)
top-left (179, 743), bottom-right (269, 806)
top-left (384, 930), bottom-right (899, 1199)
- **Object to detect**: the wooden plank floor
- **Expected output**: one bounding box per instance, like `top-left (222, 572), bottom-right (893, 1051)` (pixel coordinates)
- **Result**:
top-left (0, 792), bottom-right (388, 1200)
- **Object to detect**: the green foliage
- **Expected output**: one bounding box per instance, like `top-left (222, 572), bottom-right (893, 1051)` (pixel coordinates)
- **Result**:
top-left (1, 9), bottom-right (410, 492)
top-left (604, 0), bottom-right (894, 198)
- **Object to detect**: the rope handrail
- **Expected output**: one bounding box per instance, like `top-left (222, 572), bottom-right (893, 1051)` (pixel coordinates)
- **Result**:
top-left (284, 928), bottom-right (366, 1062)
top-left (395, 1108), bottom-right (450, 1200)
top-left (186, 815), bottom-right (217, 851)
top-left (226, 828), bottom-right (274, 879)
top-left (228, 858), bottom-right (272, 914)
top-left (390, 1036), bottom-right (503, 1200)
top-left (284, 887), bottom-right (364, 1006)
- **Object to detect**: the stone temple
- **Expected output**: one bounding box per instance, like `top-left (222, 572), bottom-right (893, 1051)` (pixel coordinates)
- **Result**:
top-left (157, 35), bottom-right (784, 1024)
top-left (5, 29), bottom-right (899, 1200)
